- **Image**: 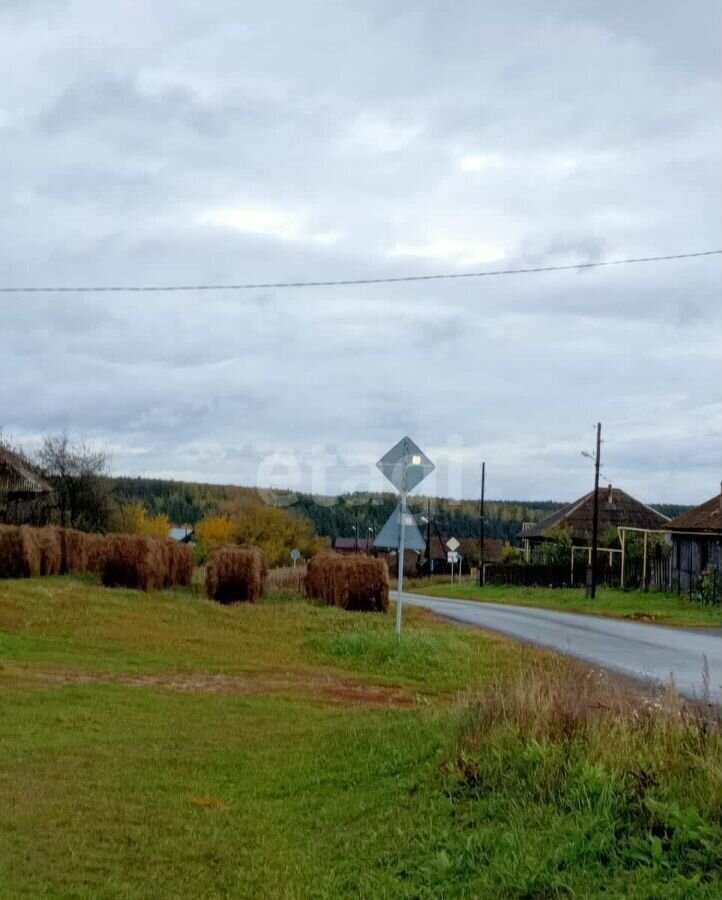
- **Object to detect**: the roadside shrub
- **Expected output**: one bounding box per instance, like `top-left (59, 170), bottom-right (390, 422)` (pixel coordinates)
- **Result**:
top-left (206, 545), bottom-right (267, 604)
top-left (0, 525), bottom-right (41, 578)
top-left (305, 553), bottom-right (389, 612)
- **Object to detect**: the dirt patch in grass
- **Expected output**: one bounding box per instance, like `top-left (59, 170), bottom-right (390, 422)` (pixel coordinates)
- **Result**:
top-left (3, 664), bottom-right (418, 708)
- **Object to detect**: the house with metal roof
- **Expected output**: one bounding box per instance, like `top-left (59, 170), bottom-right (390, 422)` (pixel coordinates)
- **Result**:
top-left (666, 490), bottom-right (721, 596)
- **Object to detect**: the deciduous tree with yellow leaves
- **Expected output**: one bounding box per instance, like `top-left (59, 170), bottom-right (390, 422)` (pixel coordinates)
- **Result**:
top-left (194, 506), bottom-right (326, 567)
top-left (110, 502), bottom-right (170, 537)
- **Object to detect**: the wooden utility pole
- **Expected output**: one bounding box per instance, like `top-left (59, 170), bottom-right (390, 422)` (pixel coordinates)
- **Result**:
top-left (588, 423), bottom-right (602, 599)
top-left (478, 462), bottom-right (486, 586)
top-left (426, 498), bottom-right (432, 578)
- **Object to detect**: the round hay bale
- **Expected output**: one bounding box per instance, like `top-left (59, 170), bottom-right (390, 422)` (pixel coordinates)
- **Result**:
top-left (58, 528), bottom-right (89, 574)
top-left (84, 533), bottom-right (106, 573)
top-left (305, 553), bottom-right (389, 612)
top-left (166, 539), bottom-right (194, 587)
top-left (206, 544), bottom-right (267, 604)
top-left (31, 527), bottom-right (63, 576)
top-left (0, 525), bottom-right (41, 578)
top-left (100, 534), bottom-right (166, 592)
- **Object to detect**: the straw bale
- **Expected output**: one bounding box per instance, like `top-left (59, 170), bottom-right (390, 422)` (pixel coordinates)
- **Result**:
top-left (58, 528), bottom-right (89, 574)
top-left (0, 525), bottom-right (41, 578)
top-left (100, 534), bottom-right (166, 592)
top-left (31, 526), bottom-right (63, 576)
top-left (305, 553), bottom-right (389, 612)
top-left (167, 540), bottom-right (194, 587)
top-left (205, 544), bottom-right (267, 604)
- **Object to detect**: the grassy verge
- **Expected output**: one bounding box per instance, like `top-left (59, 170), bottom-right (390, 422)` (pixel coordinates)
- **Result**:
top-left (444, 659), bottom-right (722, 898)
top-left (407, 580), bottom-right (722, 627)
top-left (1, 575), bottom-right (720, 898)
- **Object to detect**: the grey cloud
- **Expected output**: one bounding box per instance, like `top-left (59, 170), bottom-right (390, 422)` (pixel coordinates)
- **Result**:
top-left (0, 0), bottom-right (719, 502)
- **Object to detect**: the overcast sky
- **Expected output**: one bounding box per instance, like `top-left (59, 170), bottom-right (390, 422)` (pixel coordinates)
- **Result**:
top-left (1, 0), bottom-right (720, 504)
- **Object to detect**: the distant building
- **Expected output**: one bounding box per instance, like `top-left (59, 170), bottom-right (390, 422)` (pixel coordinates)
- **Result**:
top-left (0, 447), bottom-right (53, 525)
top-left (458, 537), bottom-right (504, 566)
top-left (332, 536), bottom-right (373, 554)
top-left (521, 485), bottom-right (669, 557)
top-left (666, 491), bottom-right (722, 594)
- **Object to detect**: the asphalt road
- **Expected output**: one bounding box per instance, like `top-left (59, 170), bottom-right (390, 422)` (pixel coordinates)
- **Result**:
top-left (401, 593), bottom-right (722, 703)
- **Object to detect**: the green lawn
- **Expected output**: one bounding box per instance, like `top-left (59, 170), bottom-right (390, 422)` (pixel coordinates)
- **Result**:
top-left (1, 576), bottom-right (720, 899)
top-left (407, 580), bottom-right (722, 627)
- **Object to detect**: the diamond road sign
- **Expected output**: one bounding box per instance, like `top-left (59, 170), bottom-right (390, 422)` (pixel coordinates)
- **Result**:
top-left (374, 504), bottom-right (426, 552)
top-left (446, 537), bottom-right (460, 552)
top-left (376, 436), bottom-right (435, 494)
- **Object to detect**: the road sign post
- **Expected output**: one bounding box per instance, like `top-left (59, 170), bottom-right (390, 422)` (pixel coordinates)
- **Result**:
top-left (446, 538), bottom-right (460, 586)
top-left (376, 437), bottom-right (434, 638)
top-left (397, 490), bottom-right (407, 636)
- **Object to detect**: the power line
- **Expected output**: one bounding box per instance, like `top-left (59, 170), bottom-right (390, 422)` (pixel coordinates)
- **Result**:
top-left (0, 248), bottom-right (719, 294)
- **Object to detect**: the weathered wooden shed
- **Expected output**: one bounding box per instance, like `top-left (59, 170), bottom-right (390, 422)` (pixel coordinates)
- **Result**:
top-left (666, 491), bottom-right (722, 597)
top-left (0, 447), bottom-right (54, 525)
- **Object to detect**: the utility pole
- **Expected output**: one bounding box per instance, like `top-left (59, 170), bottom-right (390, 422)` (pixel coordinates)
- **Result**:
top-left (426, 498), bottom-right (432, 578)
top-left (588, 423), bottom-right (602, 599)
top-left (478, 462), bottom-right (486, 586)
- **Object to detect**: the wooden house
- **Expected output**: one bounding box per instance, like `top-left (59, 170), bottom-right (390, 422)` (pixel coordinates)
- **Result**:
top-left (0, 447), bottom-right (53, 525)
top-left (521, 484), bottom-right (668, 559)
top-left (666, 491), bottom-right (722, 595)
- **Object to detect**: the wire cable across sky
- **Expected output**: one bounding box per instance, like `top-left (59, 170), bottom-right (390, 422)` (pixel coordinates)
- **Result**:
top-left (0, 249), bottom-right (719, 294)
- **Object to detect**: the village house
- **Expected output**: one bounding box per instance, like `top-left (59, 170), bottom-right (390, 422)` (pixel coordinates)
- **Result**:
top-left (521, 484), bottom-right (669, 559)
top-left (332, 535), bottom-right (374, 554)
top-left (666, 490), bottom-right (722, 596)
top-left (0, 446), bottom-right (53, 525)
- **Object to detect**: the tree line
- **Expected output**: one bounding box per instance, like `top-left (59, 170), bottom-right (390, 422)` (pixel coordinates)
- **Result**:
top-left (2, 432), bottom-right (689, 546)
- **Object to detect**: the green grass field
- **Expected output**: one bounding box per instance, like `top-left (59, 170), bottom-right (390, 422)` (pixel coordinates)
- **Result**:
top-left (1, 576), bottom-right (720, 899)
top-left (406, 580), bottom-right (722, 627)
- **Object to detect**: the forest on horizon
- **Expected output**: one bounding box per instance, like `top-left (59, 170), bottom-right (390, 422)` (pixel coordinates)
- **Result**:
top-left (110, 476), bottom-right (691, 544)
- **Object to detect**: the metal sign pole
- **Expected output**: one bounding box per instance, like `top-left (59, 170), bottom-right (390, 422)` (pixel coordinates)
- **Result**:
top-left (376, 436), bottom-right (434, 641)
top-left (396, 489), bottom-right (407, 638)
